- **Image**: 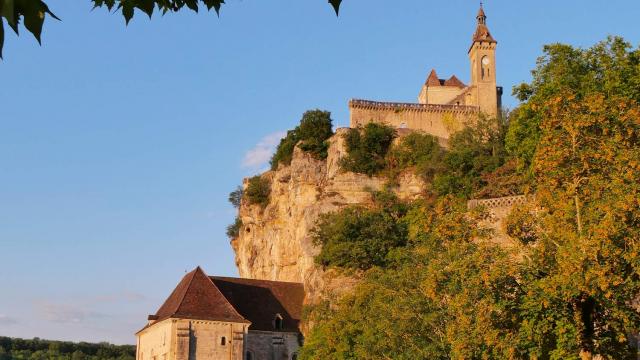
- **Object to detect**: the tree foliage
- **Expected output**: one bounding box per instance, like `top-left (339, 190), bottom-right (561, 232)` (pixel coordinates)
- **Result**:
top-left (506, 37), bottom-right (640, 170)
top-left (433, 115), bottom-right (508, 198)
top-left (312, 190), bottom-right (408, 270)
top-left (244, 175), bottom-right (271, 208)
top-left (301, 36), bottom-right (640, 359)
top-left (339, 123), bottom-right (396, 176)
top-left (0, 0), bottom-right (343, 58)
top-left (0, 337), bottom-right (134, 360)
top-left (301, 197), bottom-right (522, 360)
top-left (228, 185), bottom-right (242, 208)
top-left (225, 216), bottom-right (242, 239)
top-left (385, 132), bottom-right (446, 182)
top-left (270, 110), bottom-right (334, 170)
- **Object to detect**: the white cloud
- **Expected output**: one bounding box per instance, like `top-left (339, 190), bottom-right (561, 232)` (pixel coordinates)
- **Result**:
top-left (241, 131), bottom-right (286, 170)
top-left (0, 314), bottom-right (17, 325)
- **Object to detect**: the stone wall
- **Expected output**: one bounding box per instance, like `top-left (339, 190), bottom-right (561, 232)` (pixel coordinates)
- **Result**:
top-left (244, 331), bottom-right (300, 360)
top-left (137, 319), bottom-right (173, 360)
top-left (468, 195), bottom-right (527, 246)
top-left (137, 319), bottom-right (248, 360)
top-left (349, 99), bottom-right (478, 140)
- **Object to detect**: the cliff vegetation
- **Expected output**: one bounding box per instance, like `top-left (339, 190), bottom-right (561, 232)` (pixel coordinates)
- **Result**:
top-left (230, 37), bottom-right (640, 359)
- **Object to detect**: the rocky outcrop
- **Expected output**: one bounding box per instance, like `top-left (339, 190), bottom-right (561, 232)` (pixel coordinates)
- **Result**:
top-left (230, 128), bottom-right (425, 302)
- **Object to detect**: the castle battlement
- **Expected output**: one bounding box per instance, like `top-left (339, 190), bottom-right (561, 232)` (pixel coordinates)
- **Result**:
top-left (349, 99), bottom-right (479, 113)
top-left (349, 5), bottom-right (501, 140)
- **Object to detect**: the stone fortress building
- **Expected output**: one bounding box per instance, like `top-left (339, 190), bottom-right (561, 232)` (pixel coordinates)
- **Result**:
top-left (136, 267), bottom-right (304, 360)
top-left (350, 4), bottom-right (502, 140)
top-left (136, 6), bottom-right (503, 360)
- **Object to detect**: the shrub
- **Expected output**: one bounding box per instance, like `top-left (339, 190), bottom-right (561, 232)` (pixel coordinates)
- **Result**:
top-left (270, 110), bottom-right (334, 170)
top-left (503, 202), bottom-right (539, 245)
top-left (312, 191), bottom-right (408, 270)
top-left (228, 185), bottom-right (243, 208)
top-left (245, 175), bottom-right (271, 208)
top-left (433, 116), bottom-right (507, 198)
top-left (226, 217), bottom-right (243, 239)
top-left (386, 132), bottom-right (446, 180)
top-left (340, 123), bottom-right (396, 176)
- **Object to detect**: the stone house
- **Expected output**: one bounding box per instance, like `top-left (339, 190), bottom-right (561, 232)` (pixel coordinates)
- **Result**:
top-left (136, 267), bottom-right (304, 360)
top-left (349, 5), bottom-right (503, 141)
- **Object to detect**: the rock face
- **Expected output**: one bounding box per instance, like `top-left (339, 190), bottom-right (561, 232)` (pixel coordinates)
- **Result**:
top-left (231, 128), bottom-right (425, 302)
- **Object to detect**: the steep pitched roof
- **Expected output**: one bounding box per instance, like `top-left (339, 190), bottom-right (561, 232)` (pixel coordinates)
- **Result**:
top-left (153, 267), bottom-right (249, 324)
top-left (443, 75), bottom-right (465, 88)
top-left (425, 69), bottom-right (441, 87)
top-left (472, 5), bottom-right (496, 44)
top-left (211, 277), bottom-right (305, 333)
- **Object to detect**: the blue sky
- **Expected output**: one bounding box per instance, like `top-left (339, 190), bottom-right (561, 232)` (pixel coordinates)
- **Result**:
top-left (1, 0), bottom-right (639, 345)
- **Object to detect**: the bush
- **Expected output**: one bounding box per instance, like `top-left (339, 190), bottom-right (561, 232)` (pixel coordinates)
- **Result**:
top-left (386, 132), bottom-right (446, 180)
top-left (312, 191), bottom-right (408, 270)
top-left (433, 116), bottom-right (507, 198)
top-left (226, 217), bottom-right (243, 239)
top-left (503, 202), bottom-right (539, 245)
top-left (245, 175), bottom-right (271, 208)
top-left (340, 123), bottom-right (396, 176)
top-left (270, 110), bottom-right (334, 170)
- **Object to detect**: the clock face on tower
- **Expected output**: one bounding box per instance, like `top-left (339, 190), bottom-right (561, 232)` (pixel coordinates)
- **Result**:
top-left (482, 56), bottom-right (490, 65)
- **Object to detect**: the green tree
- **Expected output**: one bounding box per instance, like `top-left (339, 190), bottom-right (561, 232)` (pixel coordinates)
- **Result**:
top-left (340, 123), bottom-right (396, 176)
top-left (225, 216), bottom-right (242, 239)
top-left (228, 185), bottom-right (243, 208)
top-left (515, 92), bottom-right (640, 359)
top-left (312, 191), bottom-right (408, 270)
top-left (244, 175), bottom-right (271, 208)
top-left (506, 37), bottom-right (640, 171)
top-left (433, 115), bottom-right (507, 198)
top-left (0, 1), bottom-right (344, 58)
top-left (270, 110), bottom-right (334, 170)
top-left (385, 132), bottom-right (446, 182)
top-left (301, 197), bottom-right (521, 359)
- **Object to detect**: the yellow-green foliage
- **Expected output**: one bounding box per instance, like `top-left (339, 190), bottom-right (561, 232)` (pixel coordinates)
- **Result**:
top-left (301, 197), bottom-right (521, 360)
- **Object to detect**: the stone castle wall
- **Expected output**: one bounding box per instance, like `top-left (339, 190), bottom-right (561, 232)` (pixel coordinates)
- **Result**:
top-left (349, 99), bottom-right (478, 140)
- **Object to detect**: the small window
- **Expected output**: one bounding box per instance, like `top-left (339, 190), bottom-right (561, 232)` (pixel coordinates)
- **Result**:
top-left (221, 336), bottom-right (226, 346)
top-left (292, 354), bottom-right (298, 360)
top-left (274, 313), bottom-right (284, 330)
top-left (246, 351), bottom-right (253, 360)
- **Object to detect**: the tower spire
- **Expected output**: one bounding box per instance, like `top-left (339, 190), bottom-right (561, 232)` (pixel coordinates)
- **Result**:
top-left (477, 2), bottom-right (487, 25)
top-left (472, 3), bottom-right (495, 44)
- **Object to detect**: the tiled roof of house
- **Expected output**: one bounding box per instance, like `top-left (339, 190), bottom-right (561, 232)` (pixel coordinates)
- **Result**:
top-left (145, 267), bottom-right (305, 334)
top-left (211, 276), bottom-right (305, 333)
top-left (425, 69), bottom-right (441, 86)
top-left (443, 75), bottom-right (466, 88)
top-left (426, 70), bottom-right (466, 88)
top-left (152, 267), bottom-right (249, 324)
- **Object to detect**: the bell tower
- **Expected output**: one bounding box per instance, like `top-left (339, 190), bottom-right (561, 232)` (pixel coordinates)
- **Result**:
top-left (468, 4), bottom-right (500, 117)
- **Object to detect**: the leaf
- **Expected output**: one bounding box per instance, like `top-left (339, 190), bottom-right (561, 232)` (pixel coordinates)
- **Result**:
top-left (328, 0), bottom-right (341, 16)
top-left (0, 17), bottom-right (4, 58)
top-left (1, 0), bottom-right (18, 34)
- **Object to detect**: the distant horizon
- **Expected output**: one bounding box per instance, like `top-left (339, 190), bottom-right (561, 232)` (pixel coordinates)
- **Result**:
top-left (2, 0), bottom-right (640, 345)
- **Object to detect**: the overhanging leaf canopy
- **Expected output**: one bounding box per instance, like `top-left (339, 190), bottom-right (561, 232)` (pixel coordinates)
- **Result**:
top-left (0, 0), bottom-right (343, 58)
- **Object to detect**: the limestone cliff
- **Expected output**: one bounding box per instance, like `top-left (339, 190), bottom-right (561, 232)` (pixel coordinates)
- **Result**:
top-left (230, 128), bottom-right (425, 302)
